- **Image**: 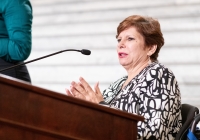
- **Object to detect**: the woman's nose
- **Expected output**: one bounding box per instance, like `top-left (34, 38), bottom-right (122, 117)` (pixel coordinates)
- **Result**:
top-left (118, 41), bottom-right (125, 48)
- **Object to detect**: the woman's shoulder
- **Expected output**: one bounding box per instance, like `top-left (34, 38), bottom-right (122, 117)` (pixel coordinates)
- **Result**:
top-left (148, 61), bottom-right (174, 74)
top-left (142, 61), bottom-right (177, 80)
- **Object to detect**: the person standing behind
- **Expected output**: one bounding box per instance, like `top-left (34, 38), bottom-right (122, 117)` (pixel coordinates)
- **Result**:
top-left (0, 0), bottom-right (33, 83)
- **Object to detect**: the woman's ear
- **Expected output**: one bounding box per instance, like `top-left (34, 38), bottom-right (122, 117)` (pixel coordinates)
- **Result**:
top-left (147, 45), bottom-right (157, 56)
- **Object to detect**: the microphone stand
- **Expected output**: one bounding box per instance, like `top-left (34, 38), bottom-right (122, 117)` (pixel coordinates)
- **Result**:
top-left (0, 49), bottom-right (89, 72)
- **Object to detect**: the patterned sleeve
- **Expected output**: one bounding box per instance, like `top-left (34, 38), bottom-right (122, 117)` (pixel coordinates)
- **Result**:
top-left (137, 65), bottom-right (182, 140)
top-left (102, 76), bottom-right (127, 103)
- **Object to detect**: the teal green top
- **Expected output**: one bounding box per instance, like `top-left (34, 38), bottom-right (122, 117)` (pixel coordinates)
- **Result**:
top-left (0, 0), bottom-right (32, 62)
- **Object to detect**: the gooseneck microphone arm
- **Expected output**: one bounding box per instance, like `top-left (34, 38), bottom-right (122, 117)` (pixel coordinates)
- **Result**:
top-left (0, 49), bottom-right (91, 72)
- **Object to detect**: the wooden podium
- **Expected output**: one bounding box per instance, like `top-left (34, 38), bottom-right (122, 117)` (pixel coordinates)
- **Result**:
top-left (0, 75), bottom-right (144, 140)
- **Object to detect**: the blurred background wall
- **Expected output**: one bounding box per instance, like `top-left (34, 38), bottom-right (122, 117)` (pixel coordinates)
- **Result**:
top-left (29, 0), bottom-right (200, 108)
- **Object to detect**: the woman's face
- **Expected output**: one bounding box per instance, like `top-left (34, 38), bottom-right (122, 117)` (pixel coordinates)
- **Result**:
top-left (117, 27), bottom-right (149, 68)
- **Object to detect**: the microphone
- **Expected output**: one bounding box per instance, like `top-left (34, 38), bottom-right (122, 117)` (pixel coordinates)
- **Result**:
top-left (0, 49), bottom-right (91, 72)
top-left (80, 49), bottom-right (91, 55)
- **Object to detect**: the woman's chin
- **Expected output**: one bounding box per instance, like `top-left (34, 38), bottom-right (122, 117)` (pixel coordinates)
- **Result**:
top-left (119, 62), bottom-right (128, 67)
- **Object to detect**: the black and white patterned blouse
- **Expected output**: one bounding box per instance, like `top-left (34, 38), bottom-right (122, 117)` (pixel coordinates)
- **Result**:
top-left (102, 62), bottom-right (182, 140)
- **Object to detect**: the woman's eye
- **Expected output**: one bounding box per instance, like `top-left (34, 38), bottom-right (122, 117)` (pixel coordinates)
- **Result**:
top-left (117, 39), bottom-right (121, 42)
top-left (128, 37), bottom-right (134, 41)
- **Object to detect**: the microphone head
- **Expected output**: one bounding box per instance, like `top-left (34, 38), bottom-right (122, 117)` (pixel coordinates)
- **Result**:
top-left (81, 49), bottom-right (91, 55)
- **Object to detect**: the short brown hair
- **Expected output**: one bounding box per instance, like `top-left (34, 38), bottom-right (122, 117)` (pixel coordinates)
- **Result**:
top-left (116, 15), bottom-right (164, 62)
